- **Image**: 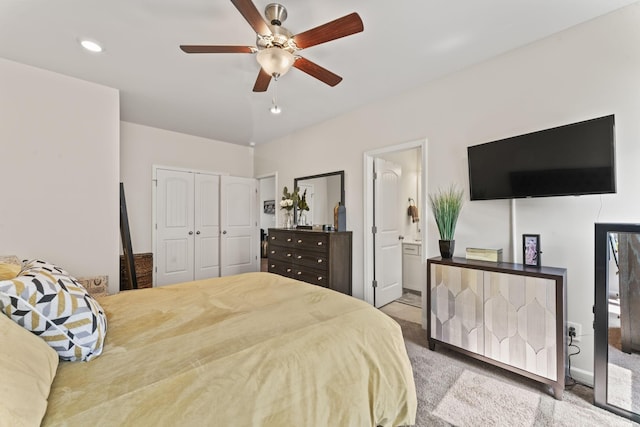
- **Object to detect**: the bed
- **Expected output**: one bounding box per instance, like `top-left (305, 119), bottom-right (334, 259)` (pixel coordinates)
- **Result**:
top-left (1, 264), bottom-right (416, 426)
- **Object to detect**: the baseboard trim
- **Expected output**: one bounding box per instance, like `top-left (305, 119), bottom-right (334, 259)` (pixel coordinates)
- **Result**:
top-left (569, 366), bottom-right (594, 387)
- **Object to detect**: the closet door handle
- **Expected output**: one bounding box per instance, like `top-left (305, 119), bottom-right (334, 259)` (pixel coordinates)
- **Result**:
top-left (196, 231), bottom-right (201, 235)
top-left (223, 230), bottom-right (227, 235)
top-left (188, 231), bottom-right (194, 235)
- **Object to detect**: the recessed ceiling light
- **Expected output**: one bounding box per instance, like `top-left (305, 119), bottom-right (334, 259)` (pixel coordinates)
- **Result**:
top-left (80, 39), bottom-right (103, 53)
top-left (249, 142), bottom-right (256, 147)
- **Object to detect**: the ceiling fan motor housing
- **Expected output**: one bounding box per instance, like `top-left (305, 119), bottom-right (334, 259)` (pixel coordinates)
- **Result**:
top-left (265, 3), bottom-right (288, 26)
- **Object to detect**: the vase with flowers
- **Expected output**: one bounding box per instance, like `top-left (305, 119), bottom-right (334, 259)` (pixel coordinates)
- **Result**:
top-left (297, 189), bottom-right (310, 226)
top-left (280, 186), bottom-right (299, 228)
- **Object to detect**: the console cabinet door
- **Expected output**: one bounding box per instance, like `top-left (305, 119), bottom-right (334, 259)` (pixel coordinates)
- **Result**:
top-left (430, 264), bottom-right (484, 354)
top-left (483, 271), bottom-right (558, 380)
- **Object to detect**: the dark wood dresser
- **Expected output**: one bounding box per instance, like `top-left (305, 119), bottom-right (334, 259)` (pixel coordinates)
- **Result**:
top-left (267, 228), bottom-right (352, 295)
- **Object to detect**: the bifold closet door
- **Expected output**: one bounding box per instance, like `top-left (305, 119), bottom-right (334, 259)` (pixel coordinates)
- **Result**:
top-left (194, 173), bottom-right (220, 280)
top-left (220, 176), bottom-right (258, 276)
top-left (156, 169), bottom-right (195, 286)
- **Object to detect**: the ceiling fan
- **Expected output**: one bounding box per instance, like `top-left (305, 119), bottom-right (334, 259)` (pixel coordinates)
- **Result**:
top-left (180, 0), bottom-right (364, 92)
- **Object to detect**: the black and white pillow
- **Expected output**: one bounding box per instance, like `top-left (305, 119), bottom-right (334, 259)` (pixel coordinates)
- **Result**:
top-left (0, 260), bottom-right (107, 362)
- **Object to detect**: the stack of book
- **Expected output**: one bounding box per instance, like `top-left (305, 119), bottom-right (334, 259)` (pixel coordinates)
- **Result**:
top-left (466, 247), bottom-right (503, 262)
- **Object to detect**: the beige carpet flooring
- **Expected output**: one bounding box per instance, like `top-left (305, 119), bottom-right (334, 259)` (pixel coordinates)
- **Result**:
top-left (396, 317), bottom-right (639, 426)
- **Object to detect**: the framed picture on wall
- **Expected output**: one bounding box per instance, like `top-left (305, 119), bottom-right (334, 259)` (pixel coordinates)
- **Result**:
top-left (263, 200), bottom-right (275, 214)
top-left (523, 234), bottom-right (541, 267)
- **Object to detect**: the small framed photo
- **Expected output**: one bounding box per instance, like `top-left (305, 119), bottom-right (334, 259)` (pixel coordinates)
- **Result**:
top-left (263, 200), bottom-right (275, 214)
top-left (523, 234), bottom-right (541, 267)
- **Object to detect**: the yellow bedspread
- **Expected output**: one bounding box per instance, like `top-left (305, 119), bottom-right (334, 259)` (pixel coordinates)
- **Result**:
top-left (43, 272), bottom-right (416, 426)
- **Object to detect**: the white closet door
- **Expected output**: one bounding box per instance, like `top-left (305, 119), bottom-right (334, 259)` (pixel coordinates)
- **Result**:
top-left (156, 169), bottom-right (195, 286)
top-left (220, 176), bottom-right (258, 276)
top-left (194, 173), bottom-right (220, 280)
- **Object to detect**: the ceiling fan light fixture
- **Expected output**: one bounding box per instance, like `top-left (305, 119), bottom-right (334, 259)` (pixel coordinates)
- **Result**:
top-left (79, 39), bottom-right (103, 53)
top-left (257, 47), bottom-right (294, 77)
top-left (270, 104), bottom-right (282, 114)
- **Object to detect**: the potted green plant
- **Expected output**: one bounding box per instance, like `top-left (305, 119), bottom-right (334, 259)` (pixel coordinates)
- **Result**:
top-left (429, 185), bottom-right (464, 258)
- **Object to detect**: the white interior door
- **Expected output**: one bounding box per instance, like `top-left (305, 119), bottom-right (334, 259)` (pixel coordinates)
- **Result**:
top-left (374, 158), bottom-right (403, 307)
top-left (220, 176), bottom-right (258, 276)
top-left (156, 169), bottom-right (195, 286)
top-left (194, 173), bottom-right (220, 280)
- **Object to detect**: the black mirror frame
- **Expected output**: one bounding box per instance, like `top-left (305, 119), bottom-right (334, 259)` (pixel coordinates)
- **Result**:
top-left (293, 170), bottom-right (345, 226)
top-left (594, 222), bottom-right (640, 423)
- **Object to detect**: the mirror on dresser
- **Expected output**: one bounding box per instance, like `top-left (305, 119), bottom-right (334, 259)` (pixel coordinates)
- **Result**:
top-left (294, 170), bottom-right (344, 227)
top-left (594, 223), bottom-right (640, 423)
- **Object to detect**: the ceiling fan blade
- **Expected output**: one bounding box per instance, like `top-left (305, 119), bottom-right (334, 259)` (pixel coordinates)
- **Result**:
top-left (253, 68), bottom-right (272, 92)
top-left (293, 57), bottom-right (342, 87)
top-left (180, 45), bottom-right (255, 54)
top-left (231, 0), bottom-right (272, 36)
top-left (293, 12), bottom-right (363, 49)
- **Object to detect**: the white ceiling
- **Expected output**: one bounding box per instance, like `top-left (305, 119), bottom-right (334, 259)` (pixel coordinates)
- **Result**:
top-left (0, 0), bottom-right (637, 146)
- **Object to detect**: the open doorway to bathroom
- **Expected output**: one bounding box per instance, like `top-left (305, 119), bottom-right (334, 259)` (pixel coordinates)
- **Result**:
top-left (364, 139), bottom-right (428, 328)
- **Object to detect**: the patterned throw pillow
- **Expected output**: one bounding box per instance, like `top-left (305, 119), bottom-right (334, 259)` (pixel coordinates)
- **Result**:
top-left (0, 261), bottom-right (107, 362)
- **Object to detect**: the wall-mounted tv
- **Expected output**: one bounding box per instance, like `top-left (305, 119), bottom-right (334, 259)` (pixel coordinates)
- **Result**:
top-left (467, 115), bottom-right (616, 201)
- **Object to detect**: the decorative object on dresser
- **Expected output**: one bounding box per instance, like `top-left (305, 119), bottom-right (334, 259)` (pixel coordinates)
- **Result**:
top-left (268, 228), bottom-right (352, 295)
top-left (428, 185), bottom-right (464, 258)
top-left (427, 256), bottom-right (567, 399)
top-left (465, 247), bottom-right (503, 262)
top-left (523, 234), bottom-right (542, 266)
top-left (280, 186), bottom-right (298, 229)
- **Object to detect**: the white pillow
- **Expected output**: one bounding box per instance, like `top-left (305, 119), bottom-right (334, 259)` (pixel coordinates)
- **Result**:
top-left (0, 311), bottom-right (59, 426)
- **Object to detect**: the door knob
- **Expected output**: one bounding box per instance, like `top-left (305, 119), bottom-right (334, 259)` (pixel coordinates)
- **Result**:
top-left (398, 235), bottom-right (405, 240)
top-left (223, 230), bottom-right (227, 234)
top-left (188, 231), bottom-right (193, 235)
top-left (196, 231), bottom-right (201, 235)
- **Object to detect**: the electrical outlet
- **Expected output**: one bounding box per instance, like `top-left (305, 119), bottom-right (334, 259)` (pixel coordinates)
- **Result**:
top-left (567, 322), bottom-right (582, 342)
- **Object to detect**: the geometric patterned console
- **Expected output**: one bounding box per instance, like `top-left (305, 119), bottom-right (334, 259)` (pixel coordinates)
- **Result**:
top-left (428, 257), bottom-right (567, 399)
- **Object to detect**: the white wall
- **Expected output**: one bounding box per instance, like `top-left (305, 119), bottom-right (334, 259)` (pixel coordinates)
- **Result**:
top-left (120, 122), bottom-right (254, 255)
top-left (0, 58), bottom-right (120, 292)
top-left (254, 4), bottom-right (640, 381)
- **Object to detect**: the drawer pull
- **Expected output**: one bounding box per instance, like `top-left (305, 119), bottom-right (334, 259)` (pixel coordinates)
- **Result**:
top-left (297, 239), bottom-right (303, 243)
top-left (287, 238), bottom-right (292, 242)
top-left (297, 271), bottom-right (302, 275)
top-left (286, 268), bottom-right (292, 273)
top-left (297, 255), bottom-right (302, 259)
top-left (287, 253), bottom-right (292, 257)
top-left (317, 276), bottom-right (323, 281)
top-left (317, 259), bottom-right (323, 263)
top-left (270, 264), bottom-right (275, 268)
top-left (271, 236), bottom-right (276, 240)
top-left (270, 250), bottom-right (275, 254)
top-left (317, 242), bottom-right (323, 246)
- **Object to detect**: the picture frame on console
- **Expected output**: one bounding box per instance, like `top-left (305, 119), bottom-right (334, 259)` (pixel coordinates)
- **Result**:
top-left (523, 234), bottom-right (541, 267)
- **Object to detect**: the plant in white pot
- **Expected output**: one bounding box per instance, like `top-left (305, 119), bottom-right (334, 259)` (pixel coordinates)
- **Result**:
top-left (429, 185), bottom-right (464, 258)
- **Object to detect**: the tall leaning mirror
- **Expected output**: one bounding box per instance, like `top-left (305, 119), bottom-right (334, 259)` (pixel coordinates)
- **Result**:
top-left (594, 223), bottom-right (640, 423)
top-left (294, 171), bottom-right (344, 227)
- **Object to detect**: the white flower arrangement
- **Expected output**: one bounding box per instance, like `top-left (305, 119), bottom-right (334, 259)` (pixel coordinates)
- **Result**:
top-left (280, 186), bottom-right (298, 211)
top-left (280, 199), bottom-right (294, 210)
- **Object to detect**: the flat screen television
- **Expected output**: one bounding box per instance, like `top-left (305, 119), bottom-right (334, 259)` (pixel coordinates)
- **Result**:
top-left (467, 115), bottom-right (616, 200)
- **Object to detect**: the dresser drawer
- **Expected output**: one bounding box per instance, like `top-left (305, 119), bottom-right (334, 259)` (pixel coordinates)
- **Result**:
top-left (268, 261), bottom-right (294, 278)
top-left (268, 245), bottom-right (295, 262)
top-left (269, 230), bottom-right (296, 246)
top-left (293, 234), bottom-right (328, 252)
top-left (292, 268), bottom-right (328, 288)
top-left (293, 250), bottom-right (328, 271)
